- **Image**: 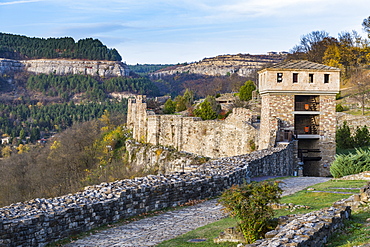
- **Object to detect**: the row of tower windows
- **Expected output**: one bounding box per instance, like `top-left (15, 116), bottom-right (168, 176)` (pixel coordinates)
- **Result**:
top-left (277, 73), bottom-right (330, 84)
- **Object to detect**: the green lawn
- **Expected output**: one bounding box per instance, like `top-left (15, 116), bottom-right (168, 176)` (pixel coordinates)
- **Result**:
top-left (157, 179), bottom-right (369, 247)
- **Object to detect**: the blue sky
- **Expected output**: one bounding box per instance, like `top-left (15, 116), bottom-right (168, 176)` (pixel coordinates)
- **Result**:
top-left (0, 0), bottom-right (369, 64)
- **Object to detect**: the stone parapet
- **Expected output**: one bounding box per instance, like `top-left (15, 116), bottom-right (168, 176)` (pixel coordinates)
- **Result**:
top-left (244, 206), bottom-right (351, 247)
top-left (0, 143), bottom-right (295, 246)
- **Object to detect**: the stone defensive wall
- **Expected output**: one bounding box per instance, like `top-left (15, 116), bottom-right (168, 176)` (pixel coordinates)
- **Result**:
top-left (127, 96), bottom-right (259, 158)
top-left (0, 58), bottom-right (130, 77)
top-left (0, 143), bottom-right (296, 246)
top-left (337, 112), bottom-right (370, 130)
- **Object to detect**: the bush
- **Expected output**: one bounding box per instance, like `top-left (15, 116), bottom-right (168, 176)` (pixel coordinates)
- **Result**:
top-left (218, 181), bottom-right (282, 244)
top-left (336, 103), bottom-right (344, 112)
top-left (239, 80), bottom-right (256, 101)
top-left (330, 148), bottom-right (370, 178)
top-left (193, 100), bottom-right (218, 120)
top-left (336, 121), bottom-right (353, 149)
top-left (353, 126), bottom-right (370, 147)
top-left (163, 99), bottom-right (176, 114)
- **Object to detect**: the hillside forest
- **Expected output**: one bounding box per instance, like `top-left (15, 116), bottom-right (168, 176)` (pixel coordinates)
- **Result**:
top-left (1, 17), bottom-right (370, 206)
top-left (0, 33), bottom-right (122, 61)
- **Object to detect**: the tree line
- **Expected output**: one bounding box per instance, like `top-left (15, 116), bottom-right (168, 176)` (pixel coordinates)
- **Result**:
top-left (0, 99), bottom-right (128, 146)
top-left (128, 64), bottom-right (173, 76)
top-left (26, 74), bottom-right (159, 101)
top-left (0, 114), bottom-right (155, 207)
top-left (0, 33), bottom-right (122, 61)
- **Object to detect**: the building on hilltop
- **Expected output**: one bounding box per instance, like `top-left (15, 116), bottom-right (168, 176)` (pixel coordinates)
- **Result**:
top-left (258, 60), bottom-right (340, 176)
top-left (127, 60), bottom-right (340, 177)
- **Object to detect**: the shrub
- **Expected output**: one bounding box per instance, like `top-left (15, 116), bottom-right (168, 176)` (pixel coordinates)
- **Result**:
top-left (194, 100), bottom-right (217, 120)
top-left (218, 181), bottom-right (282, 244)
top-left (239, 80), bottom-right (256, 101)
top-left (336, 121), bottom-right (353, 149)
top-left (336, 103), bottom-right (344, 112)
top-left (330, 148), bottom-right (370, 178)
top-left (163, 99), bottom-right (176, 114)
top-left (353, 126), bottom-right (370, 147)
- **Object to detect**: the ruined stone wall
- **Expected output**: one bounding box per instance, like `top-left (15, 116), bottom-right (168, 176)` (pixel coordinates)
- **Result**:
top-left (246, 206), bottom-right (351, 247)
top-left (128, 97), bottom-right (258, 158)
top-left (0, 58), bottom-right (130, 77)
top-left (0, 143), bottom-right (296, 246)
top-left (337, 112), bottom-right (370, 130)
top-left (146, 108), bottom-right (258, 158)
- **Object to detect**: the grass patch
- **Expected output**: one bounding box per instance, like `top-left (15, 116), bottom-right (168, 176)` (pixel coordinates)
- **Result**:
top-left (157, 217), bottom-right (237, 247)
top-left (325, 208), bottom-right (370, 246)
top-left (157, 179), bottom-right (368, 247)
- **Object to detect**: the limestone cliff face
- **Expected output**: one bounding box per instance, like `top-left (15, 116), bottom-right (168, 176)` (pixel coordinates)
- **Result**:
top-left (0, 58), bottom-right (24, 74)
top-left (0, 58), bottom-right (130, 77)
top-left (150, 53), bottom-right (286, 78)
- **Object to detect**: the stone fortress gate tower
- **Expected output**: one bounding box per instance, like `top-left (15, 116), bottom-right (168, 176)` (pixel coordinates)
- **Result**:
top-left (258, 60), bottom-right (340, 176)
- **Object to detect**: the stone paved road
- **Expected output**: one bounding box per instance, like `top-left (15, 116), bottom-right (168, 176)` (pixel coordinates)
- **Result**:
top-left (64, 177), bottom-right (331, 247)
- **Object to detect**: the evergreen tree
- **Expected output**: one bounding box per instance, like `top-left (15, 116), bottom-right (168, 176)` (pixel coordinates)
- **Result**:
top-left (336, 121), bottom-right (353, 149)
top-left (194, 100), bottom-right (217, 120)
top-left (239, 80), bottom-right (256, 101)
top-left (163, 99), bottom-right (176, 114)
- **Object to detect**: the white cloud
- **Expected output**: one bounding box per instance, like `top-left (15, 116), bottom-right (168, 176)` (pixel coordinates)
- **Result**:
top-left (0, 0), bottom-right (43, 5)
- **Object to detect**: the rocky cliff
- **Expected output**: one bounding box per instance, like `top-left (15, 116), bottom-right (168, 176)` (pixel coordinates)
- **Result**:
top-left (150, 53), bottom-right (287, 78)
top-left (0, 58), bottom-right (130, 77)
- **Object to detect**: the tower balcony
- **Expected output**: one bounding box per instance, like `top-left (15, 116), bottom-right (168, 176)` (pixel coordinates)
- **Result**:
top-left (295, 102), bottom-right (320, 111)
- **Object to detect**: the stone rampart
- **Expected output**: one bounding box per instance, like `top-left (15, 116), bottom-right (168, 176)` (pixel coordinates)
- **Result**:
top-left (246, 206), bottom-right (351, 247)
top-left (0, 58), bottom-right (130, 77)
top-left (127, 96), bottom-right (259, 158)
top-left (337, 112), bottom-right (370, 130)
top-left (0, 143), bottom-right (296, 246)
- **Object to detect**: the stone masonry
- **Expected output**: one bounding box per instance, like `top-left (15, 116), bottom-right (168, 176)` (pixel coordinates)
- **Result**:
top-left (0, 143), bottom-right (296, 246)
top-left (127, 95), bottom-right (258, 158)
top-left (258, 60), bottom-right (340, 176)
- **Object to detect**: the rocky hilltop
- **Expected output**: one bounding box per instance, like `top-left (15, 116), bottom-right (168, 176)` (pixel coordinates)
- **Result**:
top-left (150, 53), bottom-right (287, 78)
top-left (0, 58), bottom-right (130, 77)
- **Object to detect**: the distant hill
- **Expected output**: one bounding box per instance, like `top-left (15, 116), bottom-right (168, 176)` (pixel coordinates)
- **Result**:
top-left (0, 33), bottom-right (122, 61)
top-left (128, 64), bottom-right (174, 76)
top-left (150, 53), bottom-right (287, 78)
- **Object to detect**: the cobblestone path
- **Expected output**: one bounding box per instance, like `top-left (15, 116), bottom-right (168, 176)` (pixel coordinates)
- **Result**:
top-left (64, 177), bottom-right (331, 247)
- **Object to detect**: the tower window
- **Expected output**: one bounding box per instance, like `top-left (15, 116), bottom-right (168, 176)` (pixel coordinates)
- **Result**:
top-left (309, 74), bottom-right (314, 83)
top-left (293, 73), bottom-right (298, 83)
top-left (277, 73), bottom-right (283, 83)
top-left (324, 74), bottom-right (330, 83)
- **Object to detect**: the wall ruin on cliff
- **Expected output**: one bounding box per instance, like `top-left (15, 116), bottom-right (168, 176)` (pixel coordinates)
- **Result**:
top-left (127, 95), bottom-right (259, 158)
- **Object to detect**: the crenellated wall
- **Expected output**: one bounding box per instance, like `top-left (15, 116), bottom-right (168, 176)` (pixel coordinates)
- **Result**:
top-left (127, 96), bottom-right (259, 158)
top-left (0, 143), bottom-right (296, 246)
top-left (0, 58), bottom-right (130, 77)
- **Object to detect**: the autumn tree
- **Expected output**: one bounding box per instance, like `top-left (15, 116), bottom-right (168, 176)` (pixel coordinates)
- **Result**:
top-left (349, 69), bottom-right (370, 115)
top-left (362, 16), bottom-right (370, 38)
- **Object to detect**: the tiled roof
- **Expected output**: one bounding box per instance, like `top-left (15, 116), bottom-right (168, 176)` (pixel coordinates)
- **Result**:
top-left (267, 60), bottom-right (340, 70)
